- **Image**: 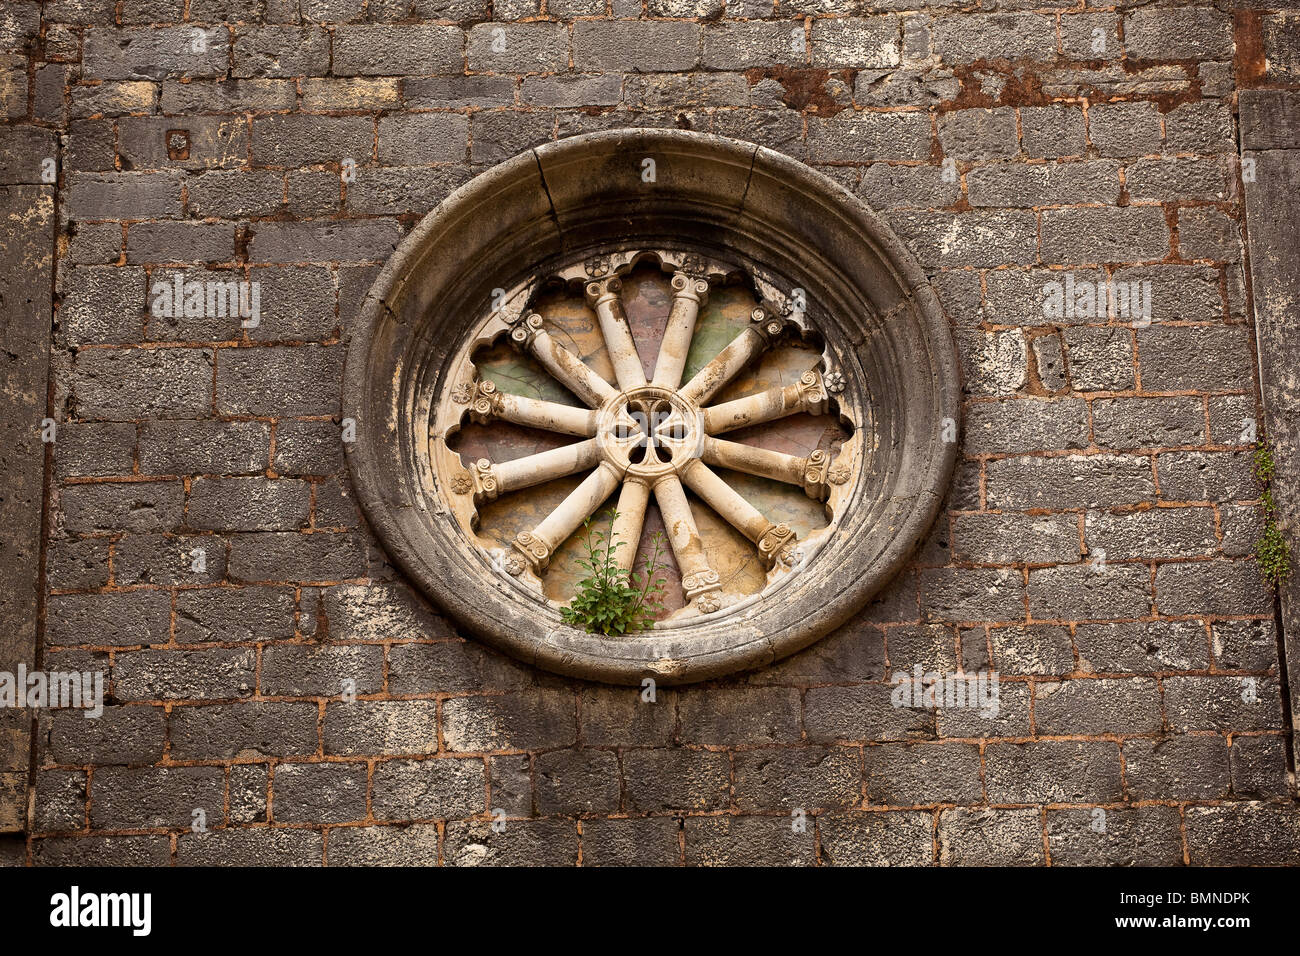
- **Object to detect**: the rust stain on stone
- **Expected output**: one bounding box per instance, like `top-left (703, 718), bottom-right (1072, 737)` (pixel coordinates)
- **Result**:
top-left (746, 66), bottom-right (848, 117)
top-left (1234, 10), bottom-right (1267, 89)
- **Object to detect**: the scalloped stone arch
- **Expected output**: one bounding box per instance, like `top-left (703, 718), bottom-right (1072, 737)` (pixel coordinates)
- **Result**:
top-left (343, 129), bottom-right (960, 685)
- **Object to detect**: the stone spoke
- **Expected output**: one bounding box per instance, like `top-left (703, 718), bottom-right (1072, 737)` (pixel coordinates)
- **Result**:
top-left (679, 460), bottom-right (797, 570)
top-left (510, 312), bottom-right (617, 408)
top-left (586, 276), bottom-right (647, 392)
top-left (609, 479), bottom-right (651, 574)
top-left (469, 438), bottom-right (602, 504)
top-left (513, 463), bottom-right (622, 573)
top-left (678, 306), bottom-right (785, 406)
top-left (651, 272), bottom-right (710, 389)
top-left (699, 436), bottom-right (832, 501)
top-left (651, 475), bottom-right (722, 612)
top-left (466, 379), bottom-right (598, 436)
top-left (702, 370), bottom-right (830, 434)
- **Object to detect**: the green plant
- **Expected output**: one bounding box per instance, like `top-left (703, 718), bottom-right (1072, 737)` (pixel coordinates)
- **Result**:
top-left (560, 509), bottom-right (668, 636)
top-left (1253, 440), bottom-right (1290, 584)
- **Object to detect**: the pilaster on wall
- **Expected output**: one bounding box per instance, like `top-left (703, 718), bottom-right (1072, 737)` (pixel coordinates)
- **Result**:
top-left (0, 175), bottom-right (54, 834)
top-left (1241, 87), bottom-right (1300, 785)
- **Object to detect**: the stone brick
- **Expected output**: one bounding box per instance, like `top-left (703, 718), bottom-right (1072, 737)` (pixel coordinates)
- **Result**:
top-left (138, 420), bottom-right (270, 475)
top-left (177, 828), bottom-right (323, 865)
top-left (229, 763), bottom-right (267, 824)
top-left (247, 220), bottom-right (402, 263)
top-left (118, 115), bottom-right (247, 172)
top-left (966, 160), bottom-right (1121, 208)
top-left (579, 685), bottom-right (676, 746)
top-left (990, 624), bottom-right (1075, 676)
top-left (810, 18), bottom-right (901, 69)
top-left (469, 109), bottom-right (554, 165)
top-left (963, 399), bottom-right (1089, 455)
top-left (684, 815), bottom-right (818, 867)
top-left (1229, 735), bottom-right (1290, 799)
top-left (1157, 451), bottom-right (1254, 502)
top-left (733, 746), bottom-right (861, 812)
top-left (1074, 620), bottom-right (1208, 674)
top-left (46, 538), bottom-right (111, 590)
top-left (333, 25), bottom-right (464, 76)
top-left (90, 765), bottom-right (223, 828)
top-left (235, 26), bottom-right (332, 77)
top-left (937, 108), bottom-right (1017, 161)
top-left (622, 748), bottom-right (728, 812)
top-left (272, 421), bottom-right (344, 476)
top-left (1185, 804), bottom-right (1300, 866)
top-left (890, 210), bottom-right (1038, 268)
top-left (1084, 508), bottom-right (1217, 561)
top-left (377, 113), bottom-right (468, 165)
top-left (1041, 207), bottom-right (1170, 264)
top-left (489, 752), bottom-right (531, 817)
top-left (126, 221), bottom-right (235, 264)
top-left (804, 683), bottom-right (936, 743)
top-left (324, 582), bottom-right (454, 643)
top-left (371, 758), bottom-right (485, 820)
top-left (807, 112), bottom-right (932, 162)
top-left (1164, 675), bottom-right (1283, 732)
top-left (72, 347), bottom-right (214, 420)
top-left (169, 702), bottom-right (319, 759)
top-left (1062, 326), bottom-right (1134, 392)
top-left (61, 480), bottom-right (184, 533)
top-left (1211, 619), bottom-right (1277, 672)
top-left (580, 817), bottom-right (681, 867)
top-left (33, 769), bottom-right (86, 833)
top-left (187, 170), bottom-right (284, 220)
top-left (1018, 105), bottom-right (1086, 159)
top-left (159, 78), bottom-right (297, 113)
top-left (1046, 806), bottom-right (1183, 866)
top-left (919, 567), bottom-right (1024, 623)
top-left (819, 810), bottom-right (934, 866)
top-left (66, 171), bottom-right (182, 222)
top-left (1028, 564), bottom-right (1150, 621)
top-left (467, 22), bottom-right (567, 73)
top-left (956, 329), bottom-right (1027, 396)
top-left (84, 27), bottom-right (228, 81)
top-left (252, 115), bottom-right (374, 168)
top-left (324, 701), bottom-right (439, 756)
top-left (188, 477), bottom-right (310, 532)
top-left (1125, 156), bottom-right (1229, 203)
top-left (857, 163), bottom-right (959, 210)
top-left (535, 749), bottom-right (620, 815)
top-left (864, 742), bottom-right (980, 805)
top-left (1155, 560), bottom-right (1272, 617)
top-left (1123, 735), bottom-right (1230, 801)
top-left (1123, 6), bottom-right (1232, 61)
top-left (442, 691), bottom-right (576, 752)
top-left (47, 591), bottom-right (172, 648)
top-left (984, 741), bottom-right (1123, 803)
top-left (273, 762), bottom-right (367, 823)
top-left (1143, 325), bottom-right (1254, 393)
top-left (1178, 207), bottom-right (1241, 262)
top-left (938, 808), bottom-right (1043, 866)
top-left (327, 824), bottom-right (441, 866)
top-left (444, 819), bottom-right (577, 866)
top-left (112, 532), bottom-right (227, 586)
top-left (113, 647), bottom-right (256, 701)
top-left (1035, 677), bottom-right (1162, 735)
top-left (32, 834), bottom-right (171, 866)
top-left (931, 13), bottom-right (1056, 63)
top-left (262, 644), bottom-right (384, 697)
top-left (45, 705), bottom-right (165, 765)
top-left (402, 74), bottom-right (516, 109)
top-left (986, 455), bottom-right (1156, 510)
top-left (216, 344), bottom-right (343, 417)
top-left (1087, 102), bottom-right (1162, 158)
top-left (301, 77), bottom-right (399, 111)
top-left (678, 686), bottom-right (799, 745)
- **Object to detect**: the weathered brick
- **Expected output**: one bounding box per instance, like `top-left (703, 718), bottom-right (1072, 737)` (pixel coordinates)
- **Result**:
top-left (986, 455), bottom-right (1156, 510)
top-left (47, 591), bottom-right (172, 648)
top-left (45, 705), bottom-right (165, 765)
top-left (808, 112), bottom-right (931, 162)
top-left (333, 25), bottom-right (463, 75)
top-left (327, 823), bottom-right (441, 866)
top-left (535, 749), bottom-right (620, 815)
top-left (990, 624), bottom-right (1075, 676)
top-left (91, 765), bottom-right (223, 828)
top-left (252, 115), bottom-right (374, 168)
top-left (72, 347), bottom-right (213, 420)
top-left (114, 647), bottom-right (256, 701)
top-left (1041, 207), bottom-right (1170, 264)
top-left (139, 420), bottom-right (270, 475)
top-left (324, 700), bottom-right (439, 756)
top-left (580, 817), bottom-right (681, 867)
top-left (622, 748), bottom-right (728, 812)
top-left (177, 828), bottom-right (323, 865)
top-left (377, 113), bottom-right (468, 165)
top-left (1164, 675), bottom-right (1283, 732)
top-left (938, 808), bottom-right (1044, 866)
top-left (1046, 806), bottom-right (1183, 866)
top-left (1123, 735), bottom-right (1230, 801)
top-left (273, 762), bottom-right (367, 823)
top-left (984, 741), bottom-right (1123, 803)
top-left (169, 701), bottom-right (319, 758)
top-left (444, 818), bottom-right (576, 866)
top-left (733, 746), bottom-right (861, 811)
top-left (890, 210), bottom-right (1038, 268)
top-left (1185, 804), bottom-right (1300, 866)
top-left (819, 810), bottom-right (934, 866)
top-left (684, 815), bottom-right (818, 867)
top-left (84, 27), bottom-right (228, 81)
top-left (61, 480), bottom-right (184, 533)
top-left (678, 686), bottom-right (799, 746)
top-left (442, 690), bottom-right (576, 752)
top-left (1035, 677), bottom-right (1162, 735)
top-left (804, 683), bottom-right (936, 743)
top-left (864, 742), bottom-right (980, 805)
top-left (1074, 620), bottom-right (1208, 673)
top-left (1028, 564), bottom-right (1151, 621)
top-left (963, 399), bottom-right (1089, 455)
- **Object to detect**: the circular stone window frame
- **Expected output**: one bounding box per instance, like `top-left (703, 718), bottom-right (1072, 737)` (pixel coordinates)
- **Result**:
top-left (343, 129), bottom-right (960, 685)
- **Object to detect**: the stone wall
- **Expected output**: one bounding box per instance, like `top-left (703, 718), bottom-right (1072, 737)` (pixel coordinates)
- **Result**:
top-left (1, 0), bottom-right (1298, 865)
